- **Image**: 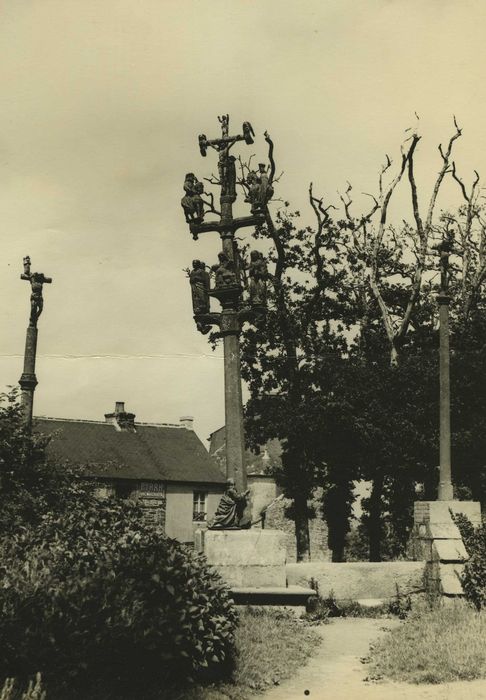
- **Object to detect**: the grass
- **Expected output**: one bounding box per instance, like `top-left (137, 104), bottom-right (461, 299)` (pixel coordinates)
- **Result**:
top-left (368, 599), bottom-right (486, 684)
top-left (175, 607), bottom-right (322, 700)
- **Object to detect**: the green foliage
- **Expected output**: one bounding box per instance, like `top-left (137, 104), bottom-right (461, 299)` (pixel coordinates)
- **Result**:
top-left (0, 389), bottom-right (92, 538)
top-left (454, 514), bottom-right (486, 610)
top-left (0, 390), bottom-right (237, 698)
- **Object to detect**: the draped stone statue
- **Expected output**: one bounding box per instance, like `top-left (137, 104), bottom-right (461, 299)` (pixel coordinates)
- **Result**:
top-left (189, 260), bottom-right (210, 315)
top-left (245, 165), bottom-right (273, 214)
top-left (248, 250), bottom-right (268, 307)
top-left (208, 478), bottom-right (251, 529)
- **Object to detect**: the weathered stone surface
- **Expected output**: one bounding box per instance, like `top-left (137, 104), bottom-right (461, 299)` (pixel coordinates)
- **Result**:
top-left (432, 539), bottom-right (468, 562)
top-left (286, 562), bottom-right (425, 600)
top-left (439, 563), bottom-right (464, 595)
top-left (428, 522), bottom-right (461, 540)
top-left (414, 500), bottom-right (481, 525)
top-left (204, 529), bottom-right (286, 587)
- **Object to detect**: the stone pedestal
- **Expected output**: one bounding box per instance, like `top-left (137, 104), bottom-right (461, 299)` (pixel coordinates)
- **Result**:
top-left (199, 529), bottom-right (287, 588)
top-left (410, 500), bottom-right (481, 598)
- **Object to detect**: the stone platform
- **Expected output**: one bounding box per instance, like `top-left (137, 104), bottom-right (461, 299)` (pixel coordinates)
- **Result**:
top-left (410, 500), bottom-right (481, 597)
top-left (196, 528), bottom-right (316, 612)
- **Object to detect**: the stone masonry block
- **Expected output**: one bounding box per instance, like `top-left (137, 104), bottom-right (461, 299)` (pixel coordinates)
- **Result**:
top-left (432, 539), bottom-right (468, 563)
top-left (428, 522), bottom-right (461, 540)
top-left (439, 563), bottom-right (464, 596)
top-left (204, 529), bottom-right (287, 588)
top-left (415, 501), bottom-right (481, 526)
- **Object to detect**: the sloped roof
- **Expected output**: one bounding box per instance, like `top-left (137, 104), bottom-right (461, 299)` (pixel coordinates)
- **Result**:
top-left (35, 418), bottom-right (226, 485)
top-left (209, 426), bottom-right (282, 475)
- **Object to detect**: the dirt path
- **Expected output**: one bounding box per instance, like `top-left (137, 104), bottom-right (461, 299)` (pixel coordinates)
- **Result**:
top-left (260, 618), bottom-right (486, 700)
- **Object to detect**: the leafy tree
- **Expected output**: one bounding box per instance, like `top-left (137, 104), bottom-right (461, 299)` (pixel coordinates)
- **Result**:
top-left (239, 121), bottom-right (486, 561)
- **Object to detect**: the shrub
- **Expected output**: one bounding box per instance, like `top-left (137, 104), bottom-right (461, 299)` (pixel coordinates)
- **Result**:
top-left (0, 390), bottom-right (238, 697)
top-left (454, 513), bottom-right (486, 610)
top-left (0, 497), bottom-right (237, 698)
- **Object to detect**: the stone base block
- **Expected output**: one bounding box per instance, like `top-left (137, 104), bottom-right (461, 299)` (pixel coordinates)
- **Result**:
top-left (411, 500), bottom-right (481, 598)
top-left (202, 529), bottom-right (287, 588)
top-left (414, 500), bottom-right (481, 527)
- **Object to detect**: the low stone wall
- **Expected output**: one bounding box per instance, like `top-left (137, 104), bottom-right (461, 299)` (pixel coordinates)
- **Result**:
top-left (286, 561), bottom-right (425, 601)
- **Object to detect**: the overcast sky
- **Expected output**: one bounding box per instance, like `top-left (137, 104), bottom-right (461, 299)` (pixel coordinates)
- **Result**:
top-left (1, 0), bottom-right (486, 445)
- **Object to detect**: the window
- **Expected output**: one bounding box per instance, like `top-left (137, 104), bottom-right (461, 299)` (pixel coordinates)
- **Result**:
top-left (193, 491), bottom-right (207, 521)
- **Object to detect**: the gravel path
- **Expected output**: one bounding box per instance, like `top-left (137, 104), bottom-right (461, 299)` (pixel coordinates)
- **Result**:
top-left (260, 618), bottom-right (486, 700)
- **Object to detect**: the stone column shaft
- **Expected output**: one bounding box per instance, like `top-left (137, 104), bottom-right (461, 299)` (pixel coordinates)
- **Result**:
top-left (438, 294), bottom-right (453, 501)
top-left (223, 328), bottom-right (246, 491)
top-left (19, 325), bottom-right (38, 431)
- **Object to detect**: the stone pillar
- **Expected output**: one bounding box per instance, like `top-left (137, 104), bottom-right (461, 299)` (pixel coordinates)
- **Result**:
top-left (222, 312), bottom-right (246, 492)
top-left (438, 293), bottom-right (453, 501)
top-left (19, 325), bottom-right (38, 430)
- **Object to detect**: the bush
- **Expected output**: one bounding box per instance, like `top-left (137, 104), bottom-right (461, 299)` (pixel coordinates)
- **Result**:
top-left (454, 513), bottom-right (486, 610)
top-left (0, 390), bottom-right (238, 697)
top-left (0, 497), bottom-right (237, 698)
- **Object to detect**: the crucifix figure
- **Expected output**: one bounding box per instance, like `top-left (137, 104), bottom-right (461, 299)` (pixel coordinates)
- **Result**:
top-left (21, 256), bottom-right (53, 328)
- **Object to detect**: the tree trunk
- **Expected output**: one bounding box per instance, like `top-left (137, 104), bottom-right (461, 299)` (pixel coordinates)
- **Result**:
top-left (390, 343), bottom-right (399, 367)
top-left (331, 538), bottom-right (345, 563)
top-left (368, 475), bottom-right (384, 562)
top-left (293, 491), bottom-right (311, 562)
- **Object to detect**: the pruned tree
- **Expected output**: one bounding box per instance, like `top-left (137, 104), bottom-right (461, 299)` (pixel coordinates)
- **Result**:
top-left (336, 118), bottom-right (463, 366)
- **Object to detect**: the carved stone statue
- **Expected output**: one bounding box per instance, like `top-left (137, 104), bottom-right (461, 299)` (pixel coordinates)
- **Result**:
top-left (208, 478), bottom-right (251, 529)
top-left (242, 121), bottom-right (255, 145)
top-left (245, 166), bottom-right (273, 214)
top-left (248, 250), bottom-right (268, 307)
top-left (211, 252), bottom-right (237, 288)
top-left (181, 173), bottom-right (204, 223)
top-left (20, 256), bottom-right (52, 328)
top-left (189, 260), bottom-right (210, 315)
top-left (258, 163), bottom-right (274, 204)
top-left (245, 171), bottom-right (262, 214)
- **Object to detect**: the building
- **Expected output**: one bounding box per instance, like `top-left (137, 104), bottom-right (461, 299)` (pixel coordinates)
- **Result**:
top-left (36, 402), bottom-right (226, 544)
top-left (209, 426), bottom-right (331, 561)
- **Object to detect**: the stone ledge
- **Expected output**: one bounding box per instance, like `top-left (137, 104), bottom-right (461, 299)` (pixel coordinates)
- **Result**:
top-left (230, 585), bottom-right (316, 609)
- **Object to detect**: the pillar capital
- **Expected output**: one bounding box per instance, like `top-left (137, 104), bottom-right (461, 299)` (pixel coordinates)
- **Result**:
top-left (19, 372), bottom-right (38, 390)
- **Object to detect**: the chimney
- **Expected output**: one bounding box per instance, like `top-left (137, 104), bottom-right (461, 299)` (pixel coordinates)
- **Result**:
top-left (180, 415), bottom-right (194, 431)
top-left (105, 401), bottom-right (136, 431)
